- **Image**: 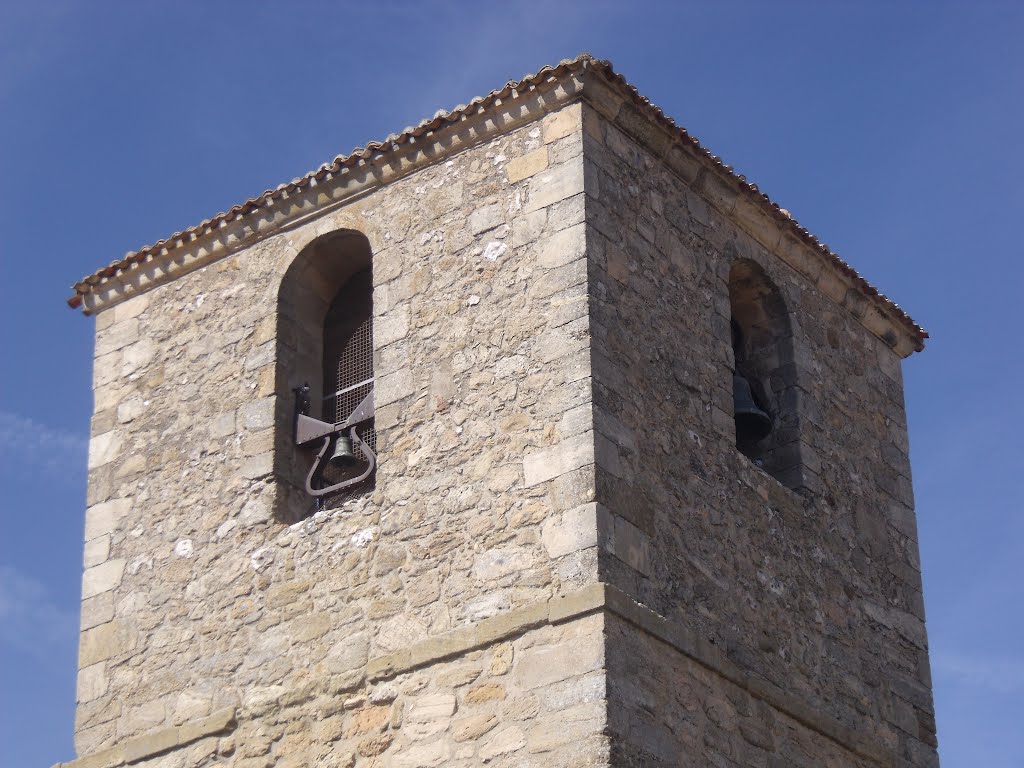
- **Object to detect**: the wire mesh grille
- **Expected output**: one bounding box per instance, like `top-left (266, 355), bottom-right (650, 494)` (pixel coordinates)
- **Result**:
top-left (334, 316), bottom-right (376, 453)
top-left (322, 269), bottom-right (376, 496)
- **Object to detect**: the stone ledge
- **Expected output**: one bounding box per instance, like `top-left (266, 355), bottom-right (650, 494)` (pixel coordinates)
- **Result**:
top-left (368, 582), bottom-right (607, 681)
top-left (52, 707), bottom-right (236, 768)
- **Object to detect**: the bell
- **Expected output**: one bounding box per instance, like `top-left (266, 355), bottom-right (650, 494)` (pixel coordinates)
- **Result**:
top-left (733, 372), bottom-right (773, 444)
top-left (327, 435), bottom-right (358, 468)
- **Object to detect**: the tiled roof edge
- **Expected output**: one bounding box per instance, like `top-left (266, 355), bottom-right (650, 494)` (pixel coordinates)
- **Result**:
top-left (67, 54), bottom-right (926, 351)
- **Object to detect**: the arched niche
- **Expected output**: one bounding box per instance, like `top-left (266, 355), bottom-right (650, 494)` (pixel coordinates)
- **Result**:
top-left (728, 258), bottom-right (802, 488)
top-left (275, 229), bottom-right (374, 520)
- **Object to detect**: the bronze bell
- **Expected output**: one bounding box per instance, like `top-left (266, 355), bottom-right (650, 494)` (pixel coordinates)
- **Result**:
top-left (733, 372), bottom-right (773, 443)
top-left (327, 435), bottom-right (358, 468)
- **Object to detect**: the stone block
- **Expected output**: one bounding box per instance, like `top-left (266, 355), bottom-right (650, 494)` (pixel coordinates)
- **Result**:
top-left (453, 712), bottom-right (498, 742)
top-left (506, 148), bottom-right (549, 183)
top-left (464, 682), bottom-right (507, 705)
top-left (664, 144), bottom-right (702, 184)
top-left (479, 725), bottom-right (527, 759)
top-left (541, 502), bottom-right (600, 558)
top-left (611, 516), bottom-right (651, 577)
top-left (536, 222), bottom-right (586, 269)
top-left (469, 203), bottom-right (503, 235)
top-left (376, 367), bottom-right (415, 407)
top-left (79, 620), bottom-right (137, 668)
top-left (240, 452), bottom-right (273, 479)
top-left (407, 693), bottom-right (456, 724)
top-left (523, 431), bottom-right (595, 487)
top-left (594, 432), bottom-right (622, 478)
top-left (240, 397), bottom-right (275, 431)
top-left (87, 431), bottom-right (123, 470)
top-left (512, 208), bottom-right (547, 246)
top-left (543, 103), bottom-right (581, 144)
top-left (548, 583), bottom-right (608, 624)
top-left (81, 559), bottom-right (125, 600)
top-left (177, 707), bottom-right (236, 744)
top-left (80, 592), bottom-right (114, 632)
top-left (121, 725), bottom-right (179, 764)
top-left (513, 635), bottom-right (603, 690)
top-left (367, 647), bottom-right (409, 681)
top-left (120, 338), bottom-right (155, 376)
top-left (700, 170), bottom-right (739, 213)
top-left (84, 498), bottom-right (131, 541)
top-left (57, 744), bottom-right (124, 768)
top-left (475, 600), bottom-right (549, 646)
top-left (376, 304), bottom-right (410, 347)
top-left (94, 318), bottom-right (139, 357)
top-left (113, 293), bottom-right (150, 322)
top-left (526, 715), bottom-right (604, 754)
top-left (344, 705), bottom-right (391, 738)
top-left (391, 740), bottom-right (450, 768)
top-left (524, 156), bottom-right (584, 214)
top-left (77, 662), bottom-right (108, 703)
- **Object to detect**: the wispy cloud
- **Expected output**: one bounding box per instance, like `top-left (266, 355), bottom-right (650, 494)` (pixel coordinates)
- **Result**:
top-left (932, 651), bottom-right (1024, 695)
top-left (0, 565), bottom-right (78, 659)
top-left (0, 410), bottom-right (88, 480)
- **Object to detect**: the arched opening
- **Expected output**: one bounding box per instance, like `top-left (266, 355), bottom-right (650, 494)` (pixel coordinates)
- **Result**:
top-left (728, 259), bottom-right (801, 487)
top-left (276, 230), bottom-right (375, 519)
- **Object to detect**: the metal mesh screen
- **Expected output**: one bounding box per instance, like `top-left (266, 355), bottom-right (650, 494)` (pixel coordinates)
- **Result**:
top-left (322, 268), bottom-right (376, 469)
top-left (333, 315), bottom-right (376, 453)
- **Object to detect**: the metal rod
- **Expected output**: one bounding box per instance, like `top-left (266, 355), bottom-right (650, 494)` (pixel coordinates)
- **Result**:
top-left (322, 377), bottom-right (374, 401)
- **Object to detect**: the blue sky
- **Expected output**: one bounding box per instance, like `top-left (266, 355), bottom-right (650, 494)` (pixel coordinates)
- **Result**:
top-left (1, 2), bottom-right (1021, 766)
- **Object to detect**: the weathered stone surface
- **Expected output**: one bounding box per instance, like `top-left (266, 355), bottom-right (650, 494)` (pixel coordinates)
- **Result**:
top-left (452, 712), bottom-right (497, 742)
top-left (406, 693), bottom-right (456, 723)
top-left (77, 663), bottom-right (108, 703)
top-left (523, 431), bottom-right (595, 487)
top-left (536, 222), bottom-right (586, 269)
top-left (81, 559), bottom-right (125, 600)
top-left (391, 739), bottom-right (449, 768)
top-left (87, 431), bottom-right (123, 469)
top-left (83, 501), bottom-right (131, 544)
top-left (478, 725), bottom-right (526, 759)
top-left (524, 156), bottom-right (585, 213)
top-left (506, 148), bottom-right (548, 183)
top-left (541, 502), bottom-right (600, 558)
top-left (79, 620), bottom-right (137, 668)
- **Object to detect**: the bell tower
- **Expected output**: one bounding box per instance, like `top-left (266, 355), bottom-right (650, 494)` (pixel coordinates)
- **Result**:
top-left (64, 55), bottom-right (937, 768)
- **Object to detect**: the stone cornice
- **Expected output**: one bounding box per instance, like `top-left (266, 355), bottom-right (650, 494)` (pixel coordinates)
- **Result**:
top-left (68, 63), bottom-right (588, 316)
top-left (51, 707), bottom-right (236, 768)
top-left (68, 55), bottom-right (924, 357)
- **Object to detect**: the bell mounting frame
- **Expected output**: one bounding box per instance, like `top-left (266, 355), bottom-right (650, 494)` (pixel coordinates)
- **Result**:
top-left (293, 383), bottom-right (377, 497)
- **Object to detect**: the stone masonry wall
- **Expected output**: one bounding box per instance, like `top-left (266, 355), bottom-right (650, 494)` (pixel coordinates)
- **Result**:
top-left (75, 100), bottom-right (609, 763)
top-left (581, 103), bottom-right (937, 765)
top-left (103, 613), bottom-right (608, 768)
top-left (605, 613), bottom-right (877, 767)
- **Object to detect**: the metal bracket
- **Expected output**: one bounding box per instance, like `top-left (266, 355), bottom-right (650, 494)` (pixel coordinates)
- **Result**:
top-left (293, 384), bottom-right (376, 497)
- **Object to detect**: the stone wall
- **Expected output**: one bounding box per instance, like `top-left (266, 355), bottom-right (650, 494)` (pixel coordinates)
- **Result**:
top-left (582, 102), bottom-right (937, 765)
top-left (75, 100), bottom-right (610, 762)
top-left (606, 613), bottom-right (877, 767)
top-left (70, 72), bottom-right (937, 768)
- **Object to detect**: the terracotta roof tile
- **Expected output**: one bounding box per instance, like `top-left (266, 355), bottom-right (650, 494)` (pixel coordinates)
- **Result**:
top-left (68, 54), bottom-right (926, 347)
